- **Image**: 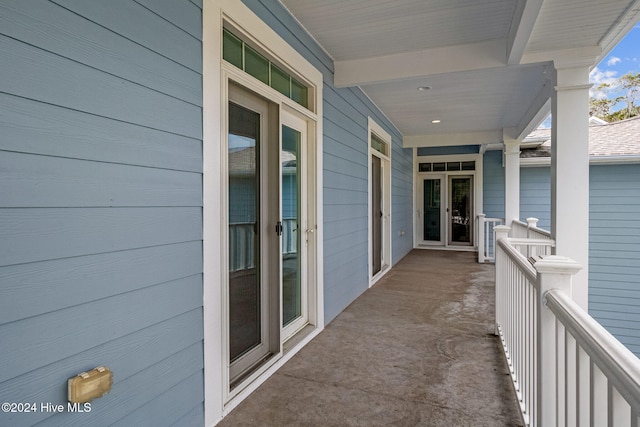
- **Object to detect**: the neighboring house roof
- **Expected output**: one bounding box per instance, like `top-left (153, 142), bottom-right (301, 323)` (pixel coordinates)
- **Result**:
top-left (521, 116), bottom-right (640, 159)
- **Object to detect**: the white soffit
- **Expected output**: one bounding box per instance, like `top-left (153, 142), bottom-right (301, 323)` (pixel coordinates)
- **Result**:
top-left (280, 0), bottom-right (640, 140)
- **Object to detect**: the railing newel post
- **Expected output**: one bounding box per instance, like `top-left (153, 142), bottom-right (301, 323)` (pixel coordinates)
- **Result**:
top-left (534, 256), bottom-right (582, 427)
top-left (478, 214), bottom-right (486, 263)
top-left (494, 225), bottom-right (511, 336)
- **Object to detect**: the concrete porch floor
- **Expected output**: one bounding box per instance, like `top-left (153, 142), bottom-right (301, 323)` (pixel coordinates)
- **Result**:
top-left (218, 250), bottom-right (523, 426)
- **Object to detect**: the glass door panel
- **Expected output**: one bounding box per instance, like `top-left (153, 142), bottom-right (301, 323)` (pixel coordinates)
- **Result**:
top-left (449, 176), bottom-right (473, 245)
top-left (282, 125), bottom-right (302, 327)
top-left (227, 86), bottom-right (274, 384)
top-left (372, 156), bottom-right (382, 275)
top-left (228, 102), bottom-right (261, 363)
top-left (423, 179), bottom-right (442, 241)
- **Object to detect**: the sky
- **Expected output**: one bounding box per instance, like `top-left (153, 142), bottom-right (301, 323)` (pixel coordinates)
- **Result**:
top-left (540, 24), bottom-right (640, 127)
top-left (589, 24), bottom-right (640, 107)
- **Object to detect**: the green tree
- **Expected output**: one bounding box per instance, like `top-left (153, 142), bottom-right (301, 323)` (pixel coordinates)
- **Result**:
top-left (590, 72), bottom-right (640, 122)
top-left (618, 72), bottom-right (640, 119)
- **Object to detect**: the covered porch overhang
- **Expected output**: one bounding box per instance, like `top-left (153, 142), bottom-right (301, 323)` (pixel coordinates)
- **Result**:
top-left (281, 0), bottom-right (640, 311)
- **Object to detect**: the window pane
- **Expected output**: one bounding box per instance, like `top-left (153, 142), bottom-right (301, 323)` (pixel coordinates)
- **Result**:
top-left (291, 78), bottom-right (308, 108)
top-left (447, 162), bottom-right (461, 171)
top-left (433, 162), bottom-right (446, 172)
top-left (462, 161), bottom-right (476, 171)
top-left (245, 46), bottom-right (269, 84)
top-left (270, 64), bottom-right (290, 97)
top-left (419, 163), bottom-right (431, 172)
top-left (371, 133), bottom-right (387, 156)
top-left (223, 29), bottom-right (243, 69)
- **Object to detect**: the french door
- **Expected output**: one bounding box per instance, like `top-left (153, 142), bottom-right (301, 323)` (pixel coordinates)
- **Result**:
top-left (227, 82), bottom-right (309, 386)
top-left (419, 174), bottom-right (474, 247)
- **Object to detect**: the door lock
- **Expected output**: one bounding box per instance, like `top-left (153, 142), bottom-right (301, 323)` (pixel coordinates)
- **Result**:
top-left (275, 221), bottom-right (283, 236)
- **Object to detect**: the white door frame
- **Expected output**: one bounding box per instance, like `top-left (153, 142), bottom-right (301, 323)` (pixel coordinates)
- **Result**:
top-left (203, 1), bottom-right (324, 423)
top-left (368, 118), bottom-right (392, 286)
top-left (413, 152), bottom-right (484, 250)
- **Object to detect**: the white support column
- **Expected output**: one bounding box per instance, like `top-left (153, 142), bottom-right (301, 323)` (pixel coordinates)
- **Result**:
top-left (504, 138), bottom-right (521, 228)
top-left (551, 65), bottom-right (591, 310)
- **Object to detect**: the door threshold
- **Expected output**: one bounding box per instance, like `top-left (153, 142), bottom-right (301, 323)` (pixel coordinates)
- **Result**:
top-left (415, 245), bottom-right (475, 252)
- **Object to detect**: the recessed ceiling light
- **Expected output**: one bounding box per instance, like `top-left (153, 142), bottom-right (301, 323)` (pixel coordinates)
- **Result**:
top-left (431, 119), bottom-right (441, 124)
top-left (417, 86), bottom-right (432, 91)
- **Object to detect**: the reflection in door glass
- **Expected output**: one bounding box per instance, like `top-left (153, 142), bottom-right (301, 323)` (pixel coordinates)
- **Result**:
top-left (228, 102), bottom-right (261, 362)
top-left (450, 177), bottom-right (472, 243)
top-left (282, 125), bottom-right (302, 327)
top-left (423, 179), bottom-right (441, 241)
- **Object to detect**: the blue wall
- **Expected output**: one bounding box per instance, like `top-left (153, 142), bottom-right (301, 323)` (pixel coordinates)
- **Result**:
top-left (511, 163), bottom-right (640, 356)
top-left (483, 150), bottom-right (505, 220)
top-left (417, 145), bottom-right (480, 156)
top-left (589, 164), bottom-right (640, 356)
top-left (520, 166), bottom-right (551, 230)
top-left (0, 0), bottom-right (204, 425)
top-left (241, 0), bottom-right (414, 323)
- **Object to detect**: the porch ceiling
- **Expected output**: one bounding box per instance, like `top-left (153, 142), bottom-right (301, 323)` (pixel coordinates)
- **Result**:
top-left (280, 0), bottom-right (640, 144)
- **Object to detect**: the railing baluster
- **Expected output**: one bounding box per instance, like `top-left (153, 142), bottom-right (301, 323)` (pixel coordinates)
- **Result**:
top-left (578, 346), bottom-right (590, 426)
top-left (566, 332), bottom-right (577, 427)
top-left (592, 362), bottom-right (607, 427)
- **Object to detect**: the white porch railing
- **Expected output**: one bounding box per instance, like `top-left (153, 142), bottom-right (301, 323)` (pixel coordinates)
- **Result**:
top-left (229, 218), bottom-right (297, 272)
top-left (477, 214), bottom-right (504, 263)
top-left (494, 225), bottom-right (640, 427)
top-left (478, 216), bottom-right (555, 263)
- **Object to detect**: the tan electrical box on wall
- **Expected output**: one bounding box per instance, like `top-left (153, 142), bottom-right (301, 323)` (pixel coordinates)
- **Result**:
top-left (68, 366), bottom-right (113, 403)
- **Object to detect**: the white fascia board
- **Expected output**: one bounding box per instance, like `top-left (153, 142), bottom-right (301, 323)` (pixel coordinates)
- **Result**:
top-left (521, 155), bottom-right (640, 167)
top-left (334, 40), bottom-right (506, 88)
top-left (403, 130), bottom-right (503, 148)
top-left (590, 155), bottom-right (640, 165)
top-left (507, 0), bottom-right (544, 65)
top-left (521, 157), bottom-right (551, 167)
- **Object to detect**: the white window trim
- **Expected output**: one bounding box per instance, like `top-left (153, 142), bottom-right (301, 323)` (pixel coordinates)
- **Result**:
top-left (413, 152), bottom-right (484, 251)
top-left (203, 1), bottom-right (324, 425)
top-left (368, 117), bottom-right (392, 286)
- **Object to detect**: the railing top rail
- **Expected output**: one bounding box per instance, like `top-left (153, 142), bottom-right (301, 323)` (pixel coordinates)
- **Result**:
top-left (507, 238), bottom-right (555, 246)
top-left (496, 237), bottom-right (537, 283)
top-left (545, 289), bottom-right (640, 411)
top-left (478, 216), bottom-right (504, 222)
top-left (512, 218), bottom-right (553, 239)
top-left (528, 226), bottom-right (552, 239)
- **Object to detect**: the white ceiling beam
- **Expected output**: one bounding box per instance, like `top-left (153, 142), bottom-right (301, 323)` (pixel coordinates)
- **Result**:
top-left (403, 130), bottom-right (503, 148)
top-left (507, 0), bottom-right (544, 65)
top-left (334, 40), bottom-right (506, 88)
top-left (521, 46), bottom-right (602, 69)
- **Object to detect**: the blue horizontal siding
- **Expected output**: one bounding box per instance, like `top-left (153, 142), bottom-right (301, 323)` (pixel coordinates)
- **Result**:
top-left (0, 94), bottom-right (202, 172)
top-left (589, 164), bottom-right (640, 356)
top-left (417, 145), bottom-right (480, 156)
top-left (520, 166), bottom-right (551, 230)
top-left (0, 0), bottom-right (201, 106)
top-left (0, 309), bottom-right (202, 426)
top-left (0, 207), bottom-right (201, 267)
top-left (0, 1), bottom-right (204, 425)
top-left (51, 0), bottom-right (202, 72)
top-left (0, 242), bottom-right (202, 324)
top-left (0, 152), bottom-right (202, 208)
top-left (0, 35), bottom-right (201, 140)
top-left (482, 150), bottom-right (505, 220)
